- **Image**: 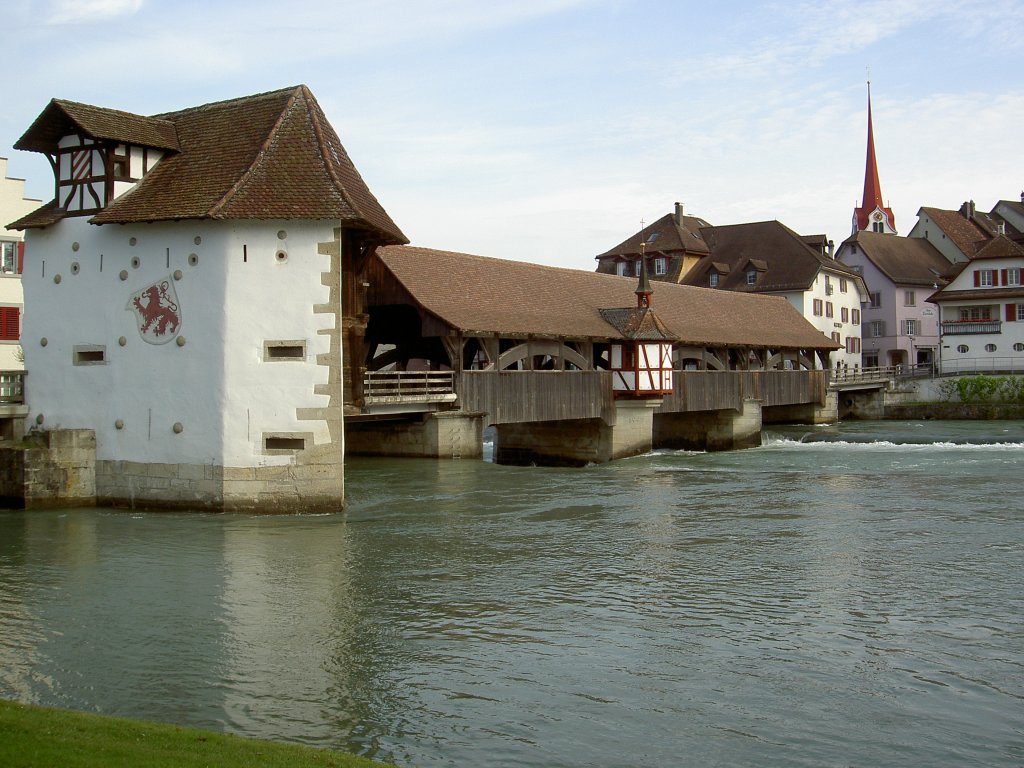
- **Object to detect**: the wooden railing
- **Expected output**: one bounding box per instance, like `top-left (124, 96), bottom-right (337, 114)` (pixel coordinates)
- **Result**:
top-left (0, 371), bottom-right (25, 404)
top-left (363, 370), bottom-right (456, 404)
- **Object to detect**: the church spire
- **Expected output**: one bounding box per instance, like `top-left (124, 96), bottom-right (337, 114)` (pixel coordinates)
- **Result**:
top-left (852, 81), bottom-right (896, 235)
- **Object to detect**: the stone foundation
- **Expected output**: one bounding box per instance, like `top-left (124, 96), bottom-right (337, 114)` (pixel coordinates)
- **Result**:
top-left (345, 412), bottom-right (484, 459)
top-left (97, 443), bottom-right (343, 513)
top-left (654, 399), bottom-right (763, 452)
top-left (494, 399), bottom-right (661, 466)
top-left (0, 429), bottom-right (96, 509)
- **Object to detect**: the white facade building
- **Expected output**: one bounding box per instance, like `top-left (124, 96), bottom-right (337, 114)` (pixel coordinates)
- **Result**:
top-left (10, 87), bottom-right (406, 510)
top-left (0, 157), bottom-right (41, 371)
top-left (928, 236), bottom-right (1024, 374)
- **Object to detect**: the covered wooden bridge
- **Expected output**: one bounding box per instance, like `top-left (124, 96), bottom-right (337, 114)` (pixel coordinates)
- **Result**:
top-left (345, 245), bottom-right (839, 464)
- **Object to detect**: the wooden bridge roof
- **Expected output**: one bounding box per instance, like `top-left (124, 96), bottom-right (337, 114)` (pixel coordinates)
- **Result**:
top-left (376, 245), bottom-right (839, 350)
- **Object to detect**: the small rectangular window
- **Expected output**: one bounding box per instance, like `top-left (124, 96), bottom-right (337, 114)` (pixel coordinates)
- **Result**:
top-left (841, 307), bottom-right (849, 322)
top-left (825, 302), bottom-right (834, 318)
top-left (73, 345), bottom-right (106, 365)
top-left (813, 298), bottom-right (823, 316)
top-left (904, 290), bottom-right (916, 306)
top-left (840, 278), bottom-right (848, 293)
top-left (264, 340), bottom-right (306, 361)
top-left (654, 257), bottom-right (667, 276)
top-left (869, 292), bottom-right (882, 308)
top-left (263, 432), bottom-right (312, 454)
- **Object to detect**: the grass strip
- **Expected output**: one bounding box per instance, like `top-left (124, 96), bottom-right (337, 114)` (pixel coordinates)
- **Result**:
top-left (0, 699), bottom-right (392, 768)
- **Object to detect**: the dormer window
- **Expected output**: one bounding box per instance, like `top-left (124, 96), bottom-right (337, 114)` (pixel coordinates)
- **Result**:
top-left (709, 271), bottom-right (719, 288)
top-left (616, 261), bottom-right (628, 277)
top-left (746, 269), bottom-right (757, 285)
top-left (654, 257), bottom-right (667, 276)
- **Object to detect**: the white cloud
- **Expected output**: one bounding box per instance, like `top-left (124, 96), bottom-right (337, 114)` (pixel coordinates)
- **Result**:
top-left (47, 0), bottom-right (143, 24)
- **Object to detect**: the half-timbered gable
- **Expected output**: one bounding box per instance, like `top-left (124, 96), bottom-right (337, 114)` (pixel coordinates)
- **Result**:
top-left (14, 99), bottom-right (178, 219)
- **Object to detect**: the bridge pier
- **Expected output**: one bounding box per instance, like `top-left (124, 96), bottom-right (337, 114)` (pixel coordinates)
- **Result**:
top-left (653, 398), bottom-right (763, 451)
top-left (345, 411), bottom-right (484, 459)
top-left (763, 390), bottom-right (838, 425)
top-left (494, 399), bottom-right (661, 467)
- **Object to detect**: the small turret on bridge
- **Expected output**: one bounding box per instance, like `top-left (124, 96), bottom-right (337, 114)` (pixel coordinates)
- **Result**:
top-left (345, 245), bottom-right (841, 465)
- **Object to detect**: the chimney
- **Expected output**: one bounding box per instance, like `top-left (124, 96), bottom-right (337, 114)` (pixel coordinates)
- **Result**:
top-left (674, 202), bottom-right (684, 226)
top-left (828, 239), bottom-right (834, 258)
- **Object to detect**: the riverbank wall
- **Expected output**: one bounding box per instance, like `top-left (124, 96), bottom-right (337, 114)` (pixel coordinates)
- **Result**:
top-left (879, 376), bottom-right (1024, 420)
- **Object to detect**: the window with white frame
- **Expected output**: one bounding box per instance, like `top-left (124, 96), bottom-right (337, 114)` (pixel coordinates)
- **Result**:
top-left (616, 261), bottom-right (628, 276)
top-left (977, 269), bottom-right (995, 287)
top-left (746, 269), bottom-right (757, 285)
top-left (1017, 304), bottom-right (1024, 321)
top-left (869, 320), bottom-right (885, 337)
top-left (812, 298), bottom-right (823, 316)
top-left (902, 319), bottom-right (920, 336)
top-left (0, 242), bottom-right (19, 275)
top-left (869, 292), bottom-right (881, 308)
top-left (709, 271), bottom-right (719, 288)
top-left (904, 290), bottom-right (916, 306)
top-left (1007, 268), bottom-right (1021, 286)
top-left (654, 257), bottom-right (667, 276)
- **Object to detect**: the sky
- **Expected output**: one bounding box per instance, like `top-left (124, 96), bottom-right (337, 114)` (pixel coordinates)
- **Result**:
top-left (2, 0), bottom-right (1022, 270)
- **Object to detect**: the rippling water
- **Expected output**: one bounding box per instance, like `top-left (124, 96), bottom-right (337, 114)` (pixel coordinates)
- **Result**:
top-left (1, 420), bottom-right (1023, 767)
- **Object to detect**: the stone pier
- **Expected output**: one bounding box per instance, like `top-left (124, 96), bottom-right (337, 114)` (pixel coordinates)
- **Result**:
top-left (494, 399), bottom-right (662, 466)
top-left (653, 399), bottom-right (764, 451)
top-left (345, 411), bottom-right (484, 459)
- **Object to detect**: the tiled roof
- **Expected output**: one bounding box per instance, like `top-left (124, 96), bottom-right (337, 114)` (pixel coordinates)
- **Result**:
top-left (599, 307), bottom-right (677, 341)
top-left (840, 231), bottom-right (953, 286)
top-left (918, 206), bottom-right (990, 258)
top-left (598, 212), bottom-right (712, 259)
top-left (376, 245), bottom-right (838, 350)
top-left (15, 99), bottom-right (179, 153)
top-left (12, 86), bottom-right (407, 243)
top-left (684, 220), bottom-right (863, 293)
top-left (930, 286), bottom-right (1024, 303)
top-left (970, 235), bottom-right (1024, 261)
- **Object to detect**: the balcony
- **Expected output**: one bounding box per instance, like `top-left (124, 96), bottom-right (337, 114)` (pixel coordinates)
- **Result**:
top-left (940, 320), bottom-right (1001, 335)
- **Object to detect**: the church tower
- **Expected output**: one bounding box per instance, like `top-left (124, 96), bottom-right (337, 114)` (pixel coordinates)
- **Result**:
top-left (852, 82), bottom-right (896, 235)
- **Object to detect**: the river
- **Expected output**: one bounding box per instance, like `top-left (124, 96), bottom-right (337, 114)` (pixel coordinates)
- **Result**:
top-left (1, 420), bottom-right (1022, 767)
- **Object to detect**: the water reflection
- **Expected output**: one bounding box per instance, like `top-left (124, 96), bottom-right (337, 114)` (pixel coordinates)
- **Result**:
top-left (1, 423), bottom-right (1022, 767)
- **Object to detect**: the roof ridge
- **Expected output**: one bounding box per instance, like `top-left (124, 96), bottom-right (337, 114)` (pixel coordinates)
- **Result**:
top-left (207, 87), bottom-right (302, 219)
top-left (151, 85), bottom-right (303, 120)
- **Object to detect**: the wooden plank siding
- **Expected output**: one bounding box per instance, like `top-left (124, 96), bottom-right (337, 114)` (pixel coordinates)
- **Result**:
top-left (658, 370), bottom-right (827, 413)
top-left (456, 369), bottom-right (824, 426)
top-left (459, 371), bottom-right (614, 425)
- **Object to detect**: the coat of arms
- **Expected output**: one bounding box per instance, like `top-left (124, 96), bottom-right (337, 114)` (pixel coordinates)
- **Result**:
top-left (127, 277), bottom-right (182, 344)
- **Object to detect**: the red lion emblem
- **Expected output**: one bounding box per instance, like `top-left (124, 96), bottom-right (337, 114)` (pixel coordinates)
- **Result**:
top-left (127, 278), bottom-right (182, 344)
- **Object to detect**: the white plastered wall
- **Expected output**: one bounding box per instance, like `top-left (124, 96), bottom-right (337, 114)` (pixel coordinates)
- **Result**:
top-left (22, 217), bottom-right (337, 467)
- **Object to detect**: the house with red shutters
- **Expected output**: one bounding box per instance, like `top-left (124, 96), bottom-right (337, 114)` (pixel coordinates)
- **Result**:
top-left (927, 235), bottom-right (1024, 373)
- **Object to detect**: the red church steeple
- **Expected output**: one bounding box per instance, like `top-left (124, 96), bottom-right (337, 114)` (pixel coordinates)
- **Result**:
top-left (852, 82), bottom-right (896, 235)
